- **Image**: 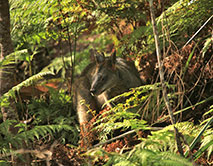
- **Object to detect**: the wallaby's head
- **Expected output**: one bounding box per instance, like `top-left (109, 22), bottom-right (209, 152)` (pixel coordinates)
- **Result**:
top-left (90, 50), bottom-right (119, 96)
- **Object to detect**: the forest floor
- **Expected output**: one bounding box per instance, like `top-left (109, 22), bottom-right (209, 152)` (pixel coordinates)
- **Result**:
top-left (45, 130), bottom-right (212, 166)
top-left (51, 139), bottom-right (212, 166)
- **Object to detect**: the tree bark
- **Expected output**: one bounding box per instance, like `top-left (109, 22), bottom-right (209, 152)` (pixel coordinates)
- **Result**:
top-left (0, 0), bottom-right (17, 120)
top-left (0, 1), bottom-right (31, 165)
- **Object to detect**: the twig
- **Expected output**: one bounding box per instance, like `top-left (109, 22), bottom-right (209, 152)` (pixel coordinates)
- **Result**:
top-left (57, 0), bottom-right (75, 94)
top-left (149, 0), bottom-right (184, 156)
top-left (182, 15), bottom-right (213, 48)
top-left (0, 141), bottom-right (58, 165)
top-left (0, 149), bottom-right (51, 158)
top-left (93, 130), bottom-right (136, 148)
top-left (93, 127), bottom-right (163, 148)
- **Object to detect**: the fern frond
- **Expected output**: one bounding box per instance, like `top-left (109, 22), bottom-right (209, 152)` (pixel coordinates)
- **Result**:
top-left (15, 124), bottom-right (75, 143)
top-left (194, 128), bottom-right (213, 160)
top-left (41, 56), bottom-right (72, 78)
top-left (201, 105), bottom-right (213, 125)
top-left (139, 122), bottom-right (203, 153)
top-left (14, 71), bottom-right (54, 91)
top-left (0, 49), bottom-right (30, 70)
top-left (184, 117), bottom-right (213, 157)
top-left (0, 51), bottom-right (15, 69)
top-left (159, 152), bottom-right (193, 166)
top-left (201, 37), bottom-right (212, 57)
top-left (101, 148), bottom-right (193, 166)
top-left (105, 83), bottom-right (162, 105)
top-left (2, 71), bottom-right (54, 98)
top-left (0, 120), bottom-right (19, 154)
top-left (140, 127), bottom-right (176, 152)
top-left (0, 120), bottom-right (76, 155)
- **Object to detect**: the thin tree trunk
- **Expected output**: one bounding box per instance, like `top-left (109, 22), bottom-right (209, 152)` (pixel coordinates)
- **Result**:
top-left (149, 0), bottom-right (184, 156)
top-left (0, 1), bottom-right (31, 165)
top-left (0, 0), bottom-right (17, 120)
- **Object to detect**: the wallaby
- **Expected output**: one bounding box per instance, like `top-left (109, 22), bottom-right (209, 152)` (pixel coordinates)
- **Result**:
top-left (73, 50), bottom-right (142, 147)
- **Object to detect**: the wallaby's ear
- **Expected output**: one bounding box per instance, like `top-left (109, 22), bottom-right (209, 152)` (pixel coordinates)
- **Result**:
top-left (90, 49), bottom-right (105, 64)
top-left (111, 50), bottom-right (116, 65)
top-left (90, 49), bottom-right (96, 62)
top-left (109, 50), bottom-right (116, 70)
top-left (95, 51), bottom-right (105, 64)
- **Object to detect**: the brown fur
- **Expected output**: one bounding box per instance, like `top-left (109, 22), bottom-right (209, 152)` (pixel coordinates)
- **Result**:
top-left (73, 50), bottom-right (142, 147)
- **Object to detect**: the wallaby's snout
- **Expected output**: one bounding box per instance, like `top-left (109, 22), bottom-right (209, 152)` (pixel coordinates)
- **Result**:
top-left (90, 73), bottom-right (104, 96)
top-left (90, 79), bottom-right (105, 96)
top-left (90, 88), bottom-right (96, 96)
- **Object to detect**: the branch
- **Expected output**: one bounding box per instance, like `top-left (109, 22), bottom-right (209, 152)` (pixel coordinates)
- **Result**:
top-left (93, 130), bottom-right (136, 148)
top-left (149, 0), bottom-right (184, 156)
top-left (183, 15), bottom-right (213, 48)
top-left (93, 127), bottom-right (163, 148)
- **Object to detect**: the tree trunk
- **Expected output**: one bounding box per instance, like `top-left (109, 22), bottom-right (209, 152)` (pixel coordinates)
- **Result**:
top-left (0, 0), bottom-right (17, 120)
top-left (0, 1), bottom-right (31, 165)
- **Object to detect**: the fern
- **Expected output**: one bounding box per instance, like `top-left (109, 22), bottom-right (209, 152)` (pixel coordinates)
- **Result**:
top-left (201, 104), bottom-right (213, 125)
top-left (194, 129), bottom-right (213, 161)
top-left (158, 0), bottom-right (211, 43)
top-left (25, 89), bottom-right (79, 145)
top-left (158, 152), bottom-right (193, 166)
top-left (0, 120), bottom-right (76, 156)
top-left (201, 37), bottom-right (212, 57)
top-left (10, 0), bottom-right (52, 47)
top-left (95, 83), bottom-right (175, 141)
top-left (14, 124), bottom-right (75, 143)
top-left (0, 49), bottom-right (29, 75)
top-left (88, 148), bottom-right (193, 166)
top-left (14, 71), bottom-right (54, 90)
top-left (41, 56), bottom-right (72, 78)
top-left (0, 120), bottom-right (16, 154)
top-left (0, 51), bottom-right (15, 69)
top-left (0, 70), bottom-right (54, 101)
top-left (140, 126), bottom-right (177, 152)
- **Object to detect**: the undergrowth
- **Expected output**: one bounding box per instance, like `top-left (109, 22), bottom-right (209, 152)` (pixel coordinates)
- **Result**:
top-left (88, 84), bottom-right (213, 165)
top-left (0, 89), bottom-right (79, 164)
top-left (0, 0), bottom-right (212, 165)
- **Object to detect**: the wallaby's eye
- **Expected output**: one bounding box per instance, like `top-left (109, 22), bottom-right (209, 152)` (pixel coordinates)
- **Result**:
top-left (102, 75), bottom-right (107, 81)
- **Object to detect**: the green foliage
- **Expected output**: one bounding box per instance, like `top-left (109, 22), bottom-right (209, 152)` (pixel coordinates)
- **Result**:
top-left (201, 37), bottom-right (212, 58)
top-left (189, 116), bottom-right (213, 161)
top-left (15, 123), bottom-right (74, 143)
top-left (88, 147), bottom-right (193, 166)
top-left (0, 51), bottom-right (16, 69)
top-left (89, 0), bottom-right (212, 55)
top-left (0, 71), bottom-right (55, 108)
top-left (41, 56), bottom-right (72, 78)
top-left (0, 89), bottom-right (78, 161)
top-left (201, 105), bottom-right (213, 125)
top-left (140, 122), bottom-right (199, 153)
top-left (0, 120), bottom-right (76, 155)
top-left (95, 83), bottom-right (174, 140)
top-left (88, 121), bottom-right (212, 165)
top-left (1, 0), bottom-right (211, 165)
top-left (92, 81), bottom-right (212, 165)
top-left (13, 71), bottom-right (54, 92)
top-left (0, 119), bottom-right (73, 149)
top-left (160, 0), bottom-right (211, 42)
top-left (196, 128), bottom-right (213, 160)
top-left (26, 89), bottom-right (78, 144)
top-left (94, 84), bottom-right (155, 140)
top-left (10, 0), bottom-right (56, 48)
